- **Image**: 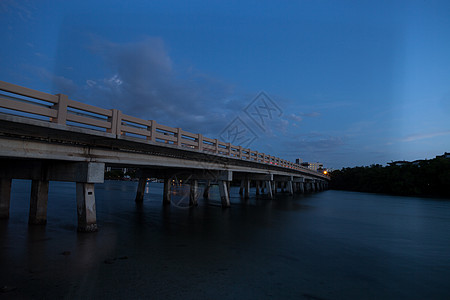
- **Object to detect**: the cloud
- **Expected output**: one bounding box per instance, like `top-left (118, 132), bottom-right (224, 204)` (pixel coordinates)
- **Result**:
top-left (287, 113), bottom-right (303, 122)
top-left (0, 0), bottom-right (34, 22)
top-left (22, 66), bottom-right (78, 96)
top-left (282, 132), bottom-right (345, 154)
top-left (302, 112), bottom-right (321, 117)
top-left (285, 111), bottom-right (320, 123)
top-left (400, 130), bottom-right (450, 142)
top-left (83, 36), bottom-right (236, 136)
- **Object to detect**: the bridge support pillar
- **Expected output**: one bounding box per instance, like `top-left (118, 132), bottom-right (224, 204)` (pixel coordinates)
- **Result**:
top-left (266, 181), bottom-right (273, 199)
top-left (304, 182), bottom-right (309, 193)
top-left (298, 182), bottom-right (304, 194)
top-left (272, 181), bottom-right (277, 194)
top-left (244, 179), bottom-right (250, 199)
top-left (135, 177), bottom-right (147, 203)
top-left (287, 181), bottom-right (293, 195)
top-left (190, 180), bottom-right (198, 207)
top-left (163, 179), bottom-right (171, 205)
top-left (311, 181), bottom-right (316, 192)
top-left (219, 180), bottom-right (230, 208)
top-left (203, 180), bottom-right (210, 199)
top-left (29, 180), bottom-right (49, 225)
top-left (0, 179), bottom-right (12, 219)
top-left (239, 180), bottom-right (244, 196)
top-left (255, 181), bottom-right (260, 196)
top-left (76, 183), bottom-right (98, 232)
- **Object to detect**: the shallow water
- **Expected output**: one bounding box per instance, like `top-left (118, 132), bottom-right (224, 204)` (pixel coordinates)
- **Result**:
top-left (1, 180), bottom-right (450, 299)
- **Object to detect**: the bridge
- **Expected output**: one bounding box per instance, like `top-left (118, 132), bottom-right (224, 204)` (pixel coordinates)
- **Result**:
top-left (0, 80), bottom-right (329, 232)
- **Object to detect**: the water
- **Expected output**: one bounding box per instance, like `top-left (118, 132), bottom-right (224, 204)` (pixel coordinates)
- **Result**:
top-left (1, 180), bottom-right (450, 299)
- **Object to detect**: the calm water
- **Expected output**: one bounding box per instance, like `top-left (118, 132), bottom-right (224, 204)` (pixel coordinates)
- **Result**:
top-left (1, 180), bottom-right (450, 299)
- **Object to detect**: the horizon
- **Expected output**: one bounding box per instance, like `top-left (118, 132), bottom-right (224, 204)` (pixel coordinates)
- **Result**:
top-left (2, 1), bottom-right (450, 169)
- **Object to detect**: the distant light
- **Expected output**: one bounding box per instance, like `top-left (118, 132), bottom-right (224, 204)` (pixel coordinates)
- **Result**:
top-left (323, 170), bottom-right (328, 175)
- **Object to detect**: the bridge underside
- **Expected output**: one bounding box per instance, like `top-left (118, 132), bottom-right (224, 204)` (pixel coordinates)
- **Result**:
top-left (0, 115), bottom-right (328, 231)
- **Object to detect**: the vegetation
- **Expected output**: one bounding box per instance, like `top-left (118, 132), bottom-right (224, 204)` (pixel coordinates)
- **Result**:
top-left (330, 157), bottom-right (450, 198)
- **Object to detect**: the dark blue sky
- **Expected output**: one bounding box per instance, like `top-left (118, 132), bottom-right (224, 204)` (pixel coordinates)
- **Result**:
top-left (2, 1), bottom-right (450, 169)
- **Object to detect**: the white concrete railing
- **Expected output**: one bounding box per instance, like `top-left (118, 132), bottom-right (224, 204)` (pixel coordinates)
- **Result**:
top-left (0, 80), bottom-right (323, 176)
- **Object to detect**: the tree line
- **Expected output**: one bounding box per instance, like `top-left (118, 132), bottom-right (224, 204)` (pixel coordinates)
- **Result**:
top-left (330, 157), bottom-right (450, 198)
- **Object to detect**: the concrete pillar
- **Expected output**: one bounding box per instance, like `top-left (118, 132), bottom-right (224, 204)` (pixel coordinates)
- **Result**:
top-left (244, 179), bottom-right (250, 199)
top-left (219, 180), bottom-right (230, 207)
top-left (282, 182), bottom-right (286, 193)
top-left (255, 181), bottom-right (260, 196)
top-left (266, 180), bottom-right (273, 199)
top-left (189, 180), bottom-right (198, 207)
top-left (163, 178), bottom-right (171, 205)
top-left (76, 183), bottom-right (97, 232)
top-left (272, 181), bottom-right (277, 194)
top-left (311, 181), bottom-right (316, 192)
top-left (227, 181), bottom-right (231, 199)
top-left (287, 181), bottom-right (293, 195)
top-left (203, 180), bottom-right (210, 199)
top-left (0, 178), bottom-right (12, 219)
top-left (135, 177), bottom-right (147, 202)
top-left (29, 180), bottom-right (49, 225)
top-left (298, 182), bottom-right (304, 194)
top-left (239, 180), bottom-right (244, 196)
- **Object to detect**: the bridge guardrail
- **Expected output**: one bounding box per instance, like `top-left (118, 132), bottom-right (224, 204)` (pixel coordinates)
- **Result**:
top-left (0, 80), bottom-right (328, 179)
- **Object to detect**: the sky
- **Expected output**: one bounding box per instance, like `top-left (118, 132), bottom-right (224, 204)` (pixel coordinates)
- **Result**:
top-left (1, 0), bottom-right (450, 169)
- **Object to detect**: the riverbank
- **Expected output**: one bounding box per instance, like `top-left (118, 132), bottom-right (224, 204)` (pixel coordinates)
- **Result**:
top-left (330, 157), bottom-right (450, 198)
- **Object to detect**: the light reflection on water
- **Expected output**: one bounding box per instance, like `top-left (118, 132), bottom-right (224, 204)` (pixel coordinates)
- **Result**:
top-left (1, 180), bottom-right (450, 299)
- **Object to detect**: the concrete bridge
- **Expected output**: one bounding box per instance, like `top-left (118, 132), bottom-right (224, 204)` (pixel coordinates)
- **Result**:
top-left (0, 80), bottom-right (329, 231)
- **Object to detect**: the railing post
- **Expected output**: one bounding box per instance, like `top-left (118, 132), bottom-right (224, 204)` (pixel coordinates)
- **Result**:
top-left (214, 139), bottom-right (219, 154)
top-left (227, 143), bottom-right (232, 156)
top-left (176, 128), bottom-right (182, 147)
top-left (52, 94), bottom-right (68, 124)
top-left (146, 120), bottom-right (153, 141)
top-left (197, 134), bottom-right (203, 151)
top-left (238, 146), bottom-right (242, 159)
top-left (149, 120), bottom-right (157, 142)
top-left (108, 109), bottom-right (121, 136)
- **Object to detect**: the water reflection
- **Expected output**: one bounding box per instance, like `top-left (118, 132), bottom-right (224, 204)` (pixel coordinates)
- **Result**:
top-left (1, 181), bottom-right (450, 299)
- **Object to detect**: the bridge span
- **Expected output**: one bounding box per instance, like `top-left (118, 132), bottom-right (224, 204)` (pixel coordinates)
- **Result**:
top-left (0, 80), bottom-right (329, 231)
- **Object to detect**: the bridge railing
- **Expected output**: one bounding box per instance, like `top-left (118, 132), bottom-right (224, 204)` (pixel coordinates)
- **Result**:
top-left (0, 80), bottom-right (328, 178)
